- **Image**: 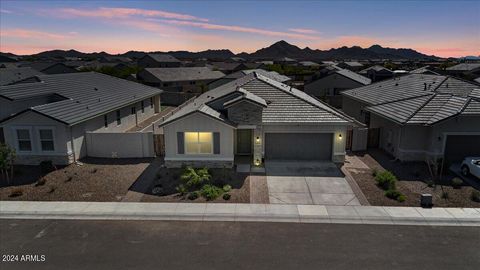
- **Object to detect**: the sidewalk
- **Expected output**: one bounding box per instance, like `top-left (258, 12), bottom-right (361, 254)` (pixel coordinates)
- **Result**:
top-left (1, 201), bottom-right (479, 226)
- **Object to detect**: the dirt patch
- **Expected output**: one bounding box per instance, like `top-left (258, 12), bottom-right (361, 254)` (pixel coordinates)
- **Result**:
top-left (349, 151), bottom-right (480, 207)
top-left (0, 158), bottom-right (151, 201)
top-left (140, 167), bottom-right (250, 203)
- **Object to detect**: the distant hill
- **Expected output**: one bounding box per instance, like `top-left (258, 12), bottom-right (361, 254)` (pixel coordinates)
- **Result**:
top-left (0, 40), bottom-right (440, 61)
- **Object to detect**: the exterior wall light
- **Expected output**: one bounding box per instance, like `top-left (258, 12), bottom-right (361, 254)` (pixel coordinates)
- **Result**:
top-left (255, 136), bottom-right (261, 144)
top-left (254, 159), bottom-right (261, 166)
top-left (338, 133), bottom-right (342, 140)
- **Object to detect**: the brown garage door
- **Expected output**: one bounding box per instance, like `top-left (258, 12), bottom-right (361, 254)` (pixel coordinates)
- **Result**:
top-left (265, 133), bottom-right (332, 160)
top-left (444, 135), bottom-right (480, 163)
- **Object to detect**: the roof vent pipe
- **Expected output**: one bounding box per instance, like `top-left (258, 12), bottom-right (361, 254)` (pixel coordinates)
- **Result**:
top-left (424, 83), bottom-right (427, 90)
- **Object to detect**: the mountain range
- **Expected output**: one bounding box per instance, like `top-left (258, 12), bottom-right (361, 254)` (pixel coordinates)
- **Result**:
top-left (1, 40), bottom-right (442, 61)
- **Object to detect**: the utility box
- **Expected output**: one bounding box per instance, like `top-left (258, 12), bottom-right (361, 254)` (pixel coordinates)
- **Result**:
top-left (421, 194), bottom-right (433, 208)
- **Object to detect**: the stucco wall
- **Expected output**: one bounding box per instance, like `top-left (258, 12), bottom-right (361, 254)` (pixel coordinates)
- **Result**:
top-left (305, 74), bottom-right (363, 97)
top-left (85, 132), bottom-right (154, 158)
top-left (163, 112), bottom-right (235, 165)
top-left (342, 96), bottom-right (368, 123)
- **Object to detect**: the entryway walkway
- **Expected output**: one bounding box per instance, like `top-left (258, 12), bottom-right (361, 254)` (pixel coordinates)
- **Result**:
top-left (266, 161), bottom-right (361, 205)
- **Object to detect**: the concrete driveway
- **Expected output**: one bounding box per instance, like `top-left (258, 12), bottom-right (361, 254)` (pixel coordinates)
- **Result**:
top-left (266, 161), bottom-right (360, 205)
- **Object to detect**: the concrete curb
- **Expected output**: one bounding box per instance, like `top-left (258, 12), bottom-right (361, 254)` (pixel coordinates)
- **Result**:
top-left (1, 201), bottom-right (479, 226)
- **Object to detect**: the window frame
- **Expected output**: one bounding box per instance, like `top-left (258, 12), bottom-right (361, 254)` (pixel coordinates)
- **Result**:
top-left (184, 132), bottom-right (213, 155)
top-left (14, 127), bottom-right (33, 152)
top-left (37, 128), bottom-right (55, 152)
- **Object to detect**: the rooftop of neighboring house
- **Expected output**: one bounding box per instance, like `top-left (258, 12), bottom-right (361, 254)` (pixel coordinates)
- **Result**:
top-left (142, 67), bottom-right (225, 82)
top-left (0, 72), bottom-right (162, 126)
top-left (222, 69), bottom-right (291, 83)
top-left (446, 63), bottom-right (480, 71)
top-left (18, 62), bottom-right (74, 72)
top-left (276, 57), bottom-right (297, 62)
top-left (333, 68), bottom-right (371, 85)
top-left (359, 65), bottom-right (393, 74)
top-left (160, 72), bottom-right (356, 127)
top-left (209, 62), bottom-right (245, 72)
top-left (0, 67), bottom-right (44, 86)
top-left (343, 61), bottom-right (363, 67)
top-left (409, 65), bottom-right (440, 75)
top-left (299, 61), bottom-right (321, 67)
top-left (342, 74), bottom-right (480, 125)
top-left (142, 53), bottom-right (181, 63)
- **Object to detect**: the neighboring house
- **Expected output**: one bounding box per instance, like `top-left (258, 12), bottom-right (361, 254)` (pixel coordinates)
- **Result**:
top-left (208, 69), bottom-right (291, 90)
top-left (299, 61), bottom-right (321, 67)
top-left (243, 62), bottom-right (266, 70)
top-left (0, 55), bottom-right (18, 63)
top-left (19, 62), bottom-right (78, 74)
top-left (304, 69), bottom-right (371, 108)
top-left (274, 57), bottom-right (297, 65)
top-left (409, 65), bottom-right (440, 75)
top-left (336, 61), bottom-right (364, 71)
top-left (98, 56), bottom-right (132, 63)
top-left (137, 54), bottom-right (182, 68)
top-left (445, 63), bottom-right (480, 76)
top-left (341, 74), bottom-right (480, 163)
top-left (0, 67), bottom-right (44, 85)
top-left (359, 65), bottom-right (394, 82)
top-left (209, 62), bottom-right (248, 74)
top-left (137, 67), bottom-right (225, 93)
top-left (0, 72), bottom-right (162, 165)
top-left (158, 72), bottom-right (357, 168)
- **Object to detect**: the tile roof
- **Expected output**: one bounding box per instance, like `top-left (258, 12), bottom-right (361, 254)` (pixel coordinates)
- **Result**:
top-left (409, 66), bottom-right (439, 75)
top-left (0, 67), bottom-right (43, 85)
top-left (0, 72), bottom-right (162, 125)
top-left (446, 63), bottom-right (480, 71)
top-left (344, 61), bottom-right (363, 67)
top-left (142, 67), bottom-right (224, 82)
top-left (359, 65), bottom-right (392, 74)
top-left (342, 74), bottom-right (480, 125)
top-left (160, 72), bottom-right (355, 127)
top-left (145, 54), bottom-right (180, 63)
top-left (335, 69), bottom-right (371, 85)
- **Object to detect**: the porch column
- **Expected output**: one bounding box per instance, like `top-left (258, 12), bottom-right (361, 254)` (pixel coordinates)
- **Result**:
top-left (253, 126), bottom-right (263, 166)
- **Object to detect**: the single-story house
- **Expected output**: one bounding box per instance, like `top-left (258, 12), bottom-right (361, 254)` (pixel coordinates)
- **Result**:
top-left (137, 54), bottom-right (182, 68)
top-left (359, 65), bottom-right (394, 82)
top-left (209, 62), bottom-right (248, 74)
top-left (304, 68), bottom-right (371, 108)
top-left (409, 65), bottom-right (440, 75)
top-left (446, 63), bottom-right (480, 76)
top-left (208, 69), bottom-right (291, 90)
top-left (19, 62), bottom-right (78, 74)
top-left (336, 61), bottom-right (364, 71)
top-left (158, 72), bottom-right (357, 168)
top-left (0, 72), bottom-right (162, 165)
top-left (299, 61), bottom-right (321, 67)
top-left (341, 74), bottom-right (480, 163)
top-left (274, 57), bottom-right (297, 65)
top-left (0, 67), bottom-right (44, 85)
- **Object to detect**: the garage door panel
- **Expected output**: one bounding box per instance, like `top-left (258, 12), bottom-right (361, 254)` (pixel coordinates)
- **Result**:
top-left (445, 135), bottom-right (480, 163)
top-left (265, 133), bottom-right (332, 160)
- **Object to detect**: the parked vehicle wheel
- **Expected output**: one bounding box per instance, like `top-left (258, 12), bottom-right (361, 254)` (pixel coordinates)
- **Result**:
top-left (461, 165), bottom-right (470, 176)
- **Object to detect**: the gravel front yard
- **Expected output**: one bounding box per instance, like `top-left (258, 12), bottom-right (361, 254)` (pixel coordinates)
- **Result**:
top-left (349, 151), bottom-right (480, 207)
top-left (0, 158), bottom-right (152, 201)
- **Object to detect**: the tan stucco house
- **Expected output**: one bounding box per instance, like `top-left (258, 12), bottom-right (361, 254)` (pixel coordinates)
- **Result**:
top-left (159, 72), bottom-right (357, 168)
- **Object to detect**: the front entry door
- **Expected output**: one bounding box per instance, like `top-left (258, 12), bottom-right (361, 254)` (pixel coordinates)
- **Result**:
top-left (236, 129), bottom-right (252, 155)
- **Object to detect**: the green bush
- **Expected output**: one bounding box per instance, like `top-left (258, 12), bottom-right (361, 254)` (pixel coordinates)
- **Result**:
top-left (187, 191), bottom-right (199, 200)
top-left (384, 189), bottom-right (401, 200)
top-left (222, 184), bottom-right (232, 192)
top-left (223, 193), bottom-right (231, 201)
top-left (426, 180), bottom-right (434, 188)
top-left (441, 191), bottom-right (449, 199)
top-left (39, 160), bottom-right (56, 175)
top-left (397, 194), bottom-right (406, 202)
top-left (200, 184), bottom-right (223, 201)
top-left (175, 184), bottom-right (187, 195)
top-left (375, 171), bottom-right (397, 190)
top-left (181, 167), bottom-right (211, 188)
top-left (471, 190), bottom-right (480, 203)
top-left (451, 178), bottom-right (463, 189)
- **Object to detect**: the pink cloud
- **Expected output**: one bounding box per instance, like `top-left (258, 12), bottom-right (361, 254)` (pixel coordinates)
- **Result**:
top-left (55, 7), bottom-right (209, 22)
top-left (158, 19), bottom-right (319, 40)
top-left (288, 28), bottom-right (319, 34)
top-left (1, 28), bottom-right (72, 40)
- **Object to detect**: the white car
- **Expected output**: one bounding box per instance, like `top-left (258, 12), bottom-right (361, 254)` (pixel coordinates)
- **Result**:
top-left (461, 157), bottom-right (480, 179)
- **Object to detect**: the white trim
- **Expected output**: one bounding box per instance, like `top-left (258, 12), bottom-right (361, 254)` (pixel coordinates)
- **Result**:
top-left (184, 131), bottom-right (213, 155)
top-left (12, 126), bottom-right (33, 153)
top-left (237, 125), bottom-right (256, 129)
top-left (37, 126), bottom-right (56, 152)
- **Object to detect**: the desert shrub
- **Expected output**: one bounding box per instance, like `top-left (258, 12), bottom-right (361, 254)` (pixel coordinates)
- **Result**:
top-left (397, 194), bottom-right (406, 202)
top-left (39, 160), bottom-right (56, 175)
top-left (47, 186), bottom-right (56, 193)
top-left (187, 191), bottom-right (199, 200)
top-left (152, 184), bottom-right (164, 195)
top-left (200, 184), bottom-right (223, 201)
top-left (90, 168), bottom-right (98, 174)
top-left (175, 184), bottom-right (187, 195)
top-left (385, 189), bottom-right (401, 200)
top-left (470, 190), bottom-right (480, 203)
top-left (372, 169), bottom-right (378, 177)
top-left (375, 171), bottom-right (397, 190)
top-left (223, 184), bottom-right (232, 193)
top-left (223, 193), bottom-right (231, 200)
top-left (451, 178), bottom-right (463, 189)
top-left (35, 177), bottom-right (47, 186)
top-left (441, 191), bottom-right (449, 199)
top-left (426, 180), bottom-right (434, 188)
top-left (181, 167), bottom-right (211, 188)
top-left (9, 188), bottom-right (23, 197)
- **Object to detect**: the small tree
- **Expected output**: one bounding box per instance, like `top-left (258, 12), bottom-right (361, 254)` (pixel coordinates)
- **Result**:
top-left (0, 144), bottom-right (16, 184)
top-left (180, 166), bottom-right (211, 188)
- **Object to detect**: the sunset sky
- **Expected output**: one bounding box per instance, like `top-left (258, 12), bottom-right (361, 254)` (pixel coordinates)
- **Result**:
top-left (1, 0), bottom-right (479, 57)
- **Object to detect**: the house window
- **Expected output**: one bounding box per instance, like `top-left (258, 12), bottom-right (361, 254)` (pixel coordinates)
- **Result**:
top-left (141, 101), bottom-right (145, 113)
top-left (39, 129), bottom-right (54, 151)
top-left (104, 115), bottom-right (108, 128)
top-left (185, 132), bottom-right (213, 154)
top-left (16, 129), bottom-right (32, 151)
top-left (150, 97), bottom-right (154, 109)
top-left (116, 110), bottom-right (121, 125)
top-left (131, 106), bottom-right (136, 115)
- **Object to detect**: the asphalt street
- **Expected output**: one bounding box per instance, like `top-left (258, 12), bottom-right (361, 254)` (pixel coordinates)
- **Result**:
top-left (0, 219), bottom-right (479, 270)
